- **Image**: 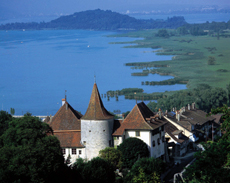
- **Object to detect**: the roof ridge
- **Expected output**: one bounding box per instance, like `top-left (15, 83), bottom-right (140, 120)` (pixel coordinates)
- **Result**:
top-left (136, 104), bottom-right (153, 130)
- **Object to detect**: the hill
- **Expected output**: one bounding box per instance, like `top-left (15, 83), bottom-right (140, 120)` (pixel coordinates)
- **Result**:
top-left (0, 9), bottom-right (187, 30)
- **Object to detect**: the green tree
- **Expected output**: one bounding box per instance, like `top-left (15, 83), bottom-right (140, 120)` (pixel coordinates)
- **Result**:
top-left (207, 56), bottom-right (216, 65)
top-left (125, 157), bottom-right (163, 183)
top-left (0, 115), bottom-right (66, 183)
top-left (0, 110), bottom-right (12, 138)
top-left (156, 29), bottom-right (170, 38)
top-left (81, 157), bottom-right (115, 183)
top-left (99, 147), bottom-right (122, 170)
top-left (118, 137), bottom-right (149, 169)
top-left (185, 105), bottom-right (230, 182)
top-left (133, 168), bottom-right (161, 183)
top-left (10, 108), bottom-right (15, 115)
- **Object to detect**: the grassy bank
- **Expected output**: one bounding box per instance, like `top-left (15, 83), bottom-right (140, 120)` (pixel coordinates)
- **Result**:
top-left (109, 30), bottom-right (230, 89)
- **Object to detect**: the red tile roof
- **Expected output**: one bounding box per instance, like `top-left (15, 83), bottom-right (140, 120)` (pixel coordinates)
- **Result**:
top-left (82, 83), bottom-right (113, 120)
top-left (47, 101), bottom-right (82, 131)
top-left (53, 131), bottom-right (84, 148)
top-left (113, 102), bottom-right (166, 136)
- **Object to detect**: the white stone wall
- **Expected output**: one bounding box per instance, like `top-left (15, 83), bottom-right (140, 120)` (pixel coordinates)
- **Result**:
top-left (125, 130), bottom-right (151, 150)
top-left (63, 147), bottom-right (85, 164)
top-left (164, 116), bottom-right (196, 142)
top-left (81, 118), bottom-right (114, 160)
top-left (151, 131), bottom-right (165, 158)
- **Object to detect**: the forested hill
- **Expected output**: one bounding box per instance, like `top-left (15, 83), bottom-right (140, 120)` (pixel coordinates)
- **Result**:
top-left (0, 9), bottom-right (187, 30)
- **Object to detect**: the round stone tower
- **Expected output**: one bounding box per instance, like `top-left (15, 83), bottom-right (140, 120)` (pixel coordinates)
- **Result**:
top-left (81, 83), bottom-right (114, 160)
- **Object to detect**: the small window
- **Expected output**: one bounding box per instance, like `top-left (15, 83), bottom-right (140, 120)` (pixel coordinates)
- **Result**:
top-left (162, 136), bottom-right (165, 142)
top-left (157, 138), bottom-right (160, 145)
top-left (62, 148), bottom-right (66, 155)
top-left (83, 141), bottom-right (86, 145)
top-left (136, 131), bottom-right (140, 137)
top-left (152, 140), bottom-right (155, 147)
top-left (89, 130), bottom-right (91, 132)
top-left (72, 148), bottom-right (76, 155)
top-left (103, 130), bottom-right (105, 132)
top-left (79, 150), bottom-right (82, 155)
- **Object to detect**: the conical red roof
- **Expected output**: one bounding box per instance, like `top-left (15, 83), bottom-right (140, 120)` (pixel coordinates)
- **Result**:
top-left (82, 83), bottom-right (113, 120)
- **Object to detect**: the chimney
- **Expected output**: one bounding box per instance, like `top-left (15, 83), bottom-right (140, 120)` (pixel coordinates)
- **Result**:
top-left (62, 98), bottom-right (66, 106)
top-left (165, 110), bottom-right (168, 117)
top-left (192, 102), bottom-right (195, 109)
top-left (176, 111), bottom-right (178, 119)
top-left (188, 104), bottom-right (190, 110)
top-left (158, 108), bottom-right (162, 119)
top-left (178, 113), bottom-right (180, 121)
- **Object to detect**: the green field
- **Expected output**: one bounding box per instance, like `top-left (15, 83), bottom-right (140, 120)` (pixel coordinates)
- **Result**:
top-left (109, 30), bottom-right (230, 89)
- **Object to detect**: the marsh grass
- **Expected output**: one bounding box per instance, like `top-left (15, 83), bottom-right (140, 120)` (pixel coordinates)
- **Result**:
top-left (110, 30), bottom-right (230, 89)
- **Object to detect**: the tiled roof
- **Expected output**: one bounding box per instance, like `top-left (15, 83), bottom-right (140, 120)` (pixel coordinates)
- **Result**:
top-left (113, 102), bottom-right (166, 136)
top-left (82, 83), bottom-right (114, 120)
top-left (166, 108), bottom-right (215, 132)
top-left (165, 122), bottom-right (189, 144)
top-left (53, 131), bottom-right (84, 148)
top-left (47, 101), bottom-right (82, 131)
top-left (181, 109), bottom-right (214, 125)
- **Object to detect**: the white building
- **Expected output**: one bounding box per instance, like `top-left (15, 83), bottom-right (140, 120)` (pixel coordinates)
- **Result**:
top-left (113, 103), bottom-right (167, 160)
top-left (47, 83), bottom-right (167, 163)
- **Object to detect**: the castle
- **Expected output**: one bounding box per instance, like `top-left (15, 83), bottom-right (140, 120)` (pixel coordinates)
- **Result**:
top-left (46, 82), bottom-right (167, 163)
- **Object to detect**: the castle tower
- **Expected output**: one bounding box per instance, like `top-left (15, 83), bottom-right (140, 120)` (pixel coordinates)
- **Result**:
top-left (81, 83), bottom-right (114, 160)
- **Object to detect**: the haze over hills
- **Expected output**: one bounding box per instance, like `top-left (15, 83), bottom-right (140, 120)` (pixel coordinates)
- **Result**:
top-left (0, 9), bottom-right (187, 30)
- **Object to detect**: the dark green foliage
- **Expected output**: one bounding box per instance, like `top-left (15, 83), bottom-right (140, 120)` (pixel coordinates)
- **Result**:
top-left (0, 9), bottom-right (187, 30)
top-left (75, 157), bottom-right (115, 183)
top-left (125, 157), bottom-right (164, 183)
top-left (118, 137), bottom-right (149, 169)
top-left (185, 105), bottom-right (230, 182)
top-left (99, 147), bottom-right (123, 170)
top-left (0, 115), bottom-right (66, 183)
top-left (10, 108), bottom-right (15, 115)
top-left (207, 56), bottom-right (216, 65)
top-left (156, 29), bottom-right (170, 38)
top-left (147, 85), bottom-right (227, 113)
top-left (185, 141), bottom-right (230, 183)
top-left (0, 111), bottom-right (12, 138)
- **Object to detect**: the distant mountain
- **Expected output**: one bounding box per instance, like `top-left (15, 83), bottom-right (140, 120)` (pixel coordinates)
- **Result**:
top-left (0, 9), bottom-right (187, 30)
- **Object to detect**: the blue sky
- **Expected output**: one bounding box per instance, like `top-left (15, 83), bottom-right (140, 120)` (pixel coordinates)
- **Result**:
top-left (1, 0), bottom-right (230, 16)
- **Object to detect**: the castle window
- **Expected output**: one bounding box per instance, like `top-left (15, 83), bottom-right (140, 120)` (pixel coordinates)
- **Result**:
top-left (135, 131), bottom-right (140, 137)
top-left (157, 138), bottom-right (161, 145)
top-left (62, 148), bottom-right (66, 155)
top-left (79, 150), bottom-right (82, 155)
top-left (152, 140), bottom-right (155, 147)
top-left (72, 148), bottom-right (76, 154)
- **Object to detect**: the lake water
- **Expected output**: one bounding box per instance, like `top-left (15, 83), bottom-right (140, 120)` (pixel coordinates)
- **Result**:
top-left (1, 12), bottom-right (227, 116)
top-left (0, 29), bottom-right (187, 115)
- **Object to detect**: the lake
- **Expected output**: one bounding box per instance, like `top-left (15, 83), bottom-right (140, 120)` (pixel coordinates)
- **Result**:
top-left (0, 29), bottom-right (187, 115)
top-left (1, 12), bottom-right (227, 116)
